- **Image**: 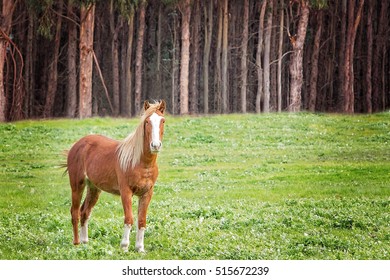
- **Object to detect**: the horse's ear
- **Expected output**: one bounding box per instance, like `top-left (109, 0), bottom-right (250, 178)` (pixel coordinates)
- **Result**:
top-left (144, 100), bottom-right (150, 111)
top-left (158, 100), bottom-right (166, 114)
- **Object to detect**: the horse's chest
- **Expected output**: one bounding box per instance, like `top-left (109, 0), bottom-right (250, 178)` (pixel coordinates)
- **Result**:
top-left (130, 167), bottom-right (157, 195)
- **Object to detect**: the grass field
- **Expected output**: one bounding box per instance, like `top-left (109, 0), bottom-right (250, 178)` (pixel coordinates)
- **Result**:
top-left (0, 113), bottom-right (389, 260)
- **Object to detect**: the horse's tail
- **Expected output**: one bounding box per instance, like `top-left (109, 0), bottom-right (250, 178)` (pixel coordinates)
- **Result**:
top-left (60, 150), bottom-right (69, 176)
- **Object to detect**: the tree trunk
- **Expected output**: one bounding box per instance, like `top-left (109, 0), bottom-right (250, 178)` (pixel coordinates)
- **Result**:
top-left (372, 1), bottom-right (388, 112)
top-left (156, 4), bottom-right (162, 103)
top-left (43, 0), bottom-right (63, 117)
top-left (135, 0), bottom-right (146, 115)
top-left (343, 0), bottom-right (364, 113)
top-left (214, 1), bottom-right (223, 113)
top-left (365, 0), bottom-right (374, 113)
top-left (79, 3), bottom-right (95, 118)
top-left (256, 0), bottom-right (267, 113)
top-left (171, 15), bottom-right (179, 114)
top-left (337, 0), bottom-right (347, 111)
top-left (119, 18), bottom-right (126, 116)
top-left (263, 0), bottom-right (273, 112)
top-left (326, 3), bottom-right (337, 111)
top-left (66, 0), bottom-right (77, 118)
top-left (0, 0), bottom-right (16, 122)
top-left (229, 2), bottom-right (238, 112)
top-left (239, 0), bottom-right (249, 113)
top-left (190, 0), bottom-right (200, 114)
top-left (288, 1), bottom-right (309, 112)
top-left (25, 7), bottom-right (36, 118)
top-left (221, 0), bottom-right (229, 113)
top-left (203, 0), bottom-right (213, 114)
top-left (308, 10), bottom-right (323, 112)
top-left (124, 8), bottom-right (134, 117)
top-left (277, 7), bottom-right (284, 112)
top-left (179, 0), bottom-right (191, 115)
top-left (110, 0), bottom-right (120, 116)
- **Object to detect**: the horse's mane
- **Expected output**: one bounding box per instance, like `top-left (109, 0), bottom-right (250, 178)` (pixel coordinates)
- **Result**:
top-left (117, 102), bottom-right (161, 171)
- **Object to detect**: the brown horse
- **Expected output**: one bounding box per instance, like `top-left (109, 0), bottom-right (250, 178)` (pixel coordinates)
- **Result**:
top-left (65, 100), bottom-right (166, 252)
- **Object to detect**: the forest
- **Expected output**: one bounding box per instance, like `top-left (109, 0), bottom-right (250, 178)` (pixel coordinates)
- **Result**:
top-left (0, 0), bottom-right (389, 121)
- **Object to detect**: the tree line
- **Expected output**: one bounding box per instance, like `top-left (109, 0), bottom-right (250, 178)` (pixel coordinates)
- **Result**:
top-left (0, 0), bottom-right (389, 121)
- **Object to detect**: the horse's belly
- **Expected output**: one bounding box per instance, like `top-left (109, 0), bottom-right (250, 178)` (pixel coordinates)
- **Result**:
top-left (86, 171), bottom-right (120, 195)
top-left (96, 183), bottom-right (120, 195)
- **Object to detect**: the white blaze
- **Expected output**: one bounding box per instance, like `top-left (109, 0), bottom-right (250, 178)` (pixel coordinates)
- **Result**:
top-left (149, 113), bottom-right (163, 151)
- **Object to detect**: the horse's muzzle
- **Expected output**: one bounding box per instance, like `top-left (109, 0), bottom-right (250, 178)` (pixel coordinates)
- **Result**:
top-left (150, 141), bottom-right (162, 153)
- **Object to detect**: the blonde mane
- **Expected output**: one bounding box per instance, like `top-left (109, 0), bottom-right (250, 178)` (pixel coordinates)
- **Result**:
top-left (117, 102), bottom-right (162, 171)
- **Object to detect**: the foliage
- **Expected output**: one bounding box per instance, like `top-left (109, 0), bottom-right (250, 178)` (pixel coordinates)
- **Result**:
top-left (0, 114), bottom-right (389, 259)
top-left (117, 0), bottom-right (138, 18)
top-left (310, 0), bottom-right (328, 9)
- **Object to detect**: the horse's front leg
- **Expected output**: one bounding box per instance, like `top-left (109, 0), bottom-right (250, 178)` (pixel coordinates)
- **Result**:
top-left (120, 187), bottom-right (134, 252)
top-left (136, 190), bottom-right (153, 253)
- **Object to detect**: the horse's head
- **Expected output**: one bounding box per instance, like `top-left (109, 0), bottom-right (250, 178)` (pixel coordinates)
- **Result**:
top-left (144, 100), bottom-right (166, 154)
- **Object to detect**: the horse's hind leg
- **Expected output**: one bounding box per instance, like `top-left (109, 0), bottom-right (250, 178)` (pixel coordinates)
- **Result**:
top-left (70, 179), bottom-right (85, 245)
top-left (80, 183), bottom-right (101, 244)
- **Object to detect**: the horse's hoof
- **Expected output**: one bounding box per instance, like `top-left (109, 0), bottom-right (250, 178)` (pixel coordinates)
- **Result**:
top-left (136, 246), bottom-right (145, 253)
top-left (121, 242), bottom-right (129, 252)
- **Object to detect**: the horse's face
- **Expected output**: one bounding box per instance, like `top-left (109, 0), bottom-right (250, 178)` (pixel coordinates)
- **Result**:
top-left (147, 112), bottom-right (165, 153)
top-left (144, 101), bottom-right (166, 154)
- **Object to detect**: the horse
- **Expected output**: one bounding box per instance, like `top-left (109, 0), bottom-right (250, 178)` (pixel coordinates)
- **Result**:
top-left (65, 100), bottom-right (166, 252)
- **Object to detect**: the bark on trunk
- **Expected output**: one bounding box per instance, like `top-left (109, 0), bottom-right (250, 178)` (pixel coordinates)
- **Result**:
top-left (338, 0), bottom-right (347, 111)
top-left (79, 3), bottom-right (95, 119)
top-left (343, 0), bottom-right (364, 113)
top-left (277, 7), bottom-right (284, 112)
top-left (124, 8), bottom-right (134, 117)
top-left (203, 0), bottom-right (213, 114)
top-left (134, 0), bottom-right (146, 115)
top-left (179, 0), bottom-right (191, 115)
top-left (156, 4), bottom-right (162, 102)
top-left (308, 11), bottom-right (323, 112)
top-left (366, 0), bottom-right (374, 113)
top-left (25, 8), bottom-right (35, 118)
top-left (44, 0), bottom-right (63, 118)
top-left (256, 0), bottom-right (267, 113)
top-left (0, 0), bottom-right (16, 122)
top-left (190, 0), bottom-right (200, 114)
top-left (66, 0), bottom-right (77, 118)
top-left (221, 0), bottom-right (229, 113)
top-left (263, 0), bottom-right (273, 113)
top-left (289, 1), bottom-right (309, 112)
top-left (372, 1), bottom-right (388, 112)
top-left (214, 1), bottom-right (223, 113)
top-left (110, 0), bottom-right (120, 116)
top-left (240, 0), bottom-right (249, 113)
top-left (171, 15), bottom-right (178, 114)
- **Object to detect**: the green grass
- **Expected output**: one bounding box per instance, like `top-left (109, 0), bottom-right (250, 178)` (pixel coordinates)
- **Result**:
top-left (0, 113), bottom-right (389, 260)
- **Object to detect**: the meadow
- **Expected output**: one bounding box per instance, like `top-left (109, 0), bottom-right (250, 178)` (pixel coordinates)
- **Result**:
top-left (0, 113), bottom-right (389, 260)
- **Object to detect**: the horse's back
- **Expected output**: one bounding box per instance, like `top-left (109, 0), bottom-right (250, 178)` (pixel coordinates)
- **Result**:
top-left (67, 135), bottom-right (120, 192)
top-left (68, 134), bottom-right (118, 162)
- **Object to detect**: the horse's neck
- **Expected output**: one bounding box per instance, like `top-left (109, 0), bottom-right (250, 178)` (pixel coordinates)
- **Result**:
top-left (140, 152), bottom-right (158, 167)
top-left (139, 141), bottom-right (158, 167)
